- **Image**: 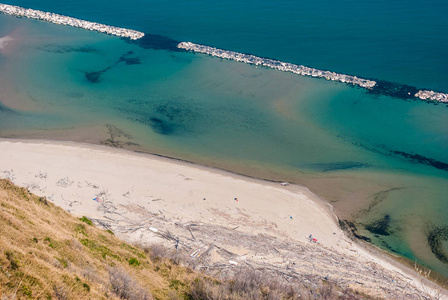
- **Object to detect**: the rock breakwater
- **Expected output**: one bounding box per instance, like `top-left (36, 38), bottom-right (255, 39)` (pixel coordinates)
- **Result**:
top-left (178, 41), bottom-right (377, 89)
top-left (179, 42), bottom-right (448, 104)
top-left (0, 3), bottom-right (144, 40)
top-left (415, 90), bottom-right (448, 103)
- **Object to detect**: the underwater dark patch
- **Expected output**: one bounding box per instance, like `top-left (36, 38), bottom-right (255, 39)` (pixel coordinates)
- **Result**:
top-left (121, 57), bottom-right (140, 65)
top-left (391, 150), bottom-right (448, 171)
top-left (85, 71), bottom-right (104, 83)
top-left (0, 102), bottom-right (16, 114)
top-left (118, 98), bottom-right (204, 136)
top-left (426, 225), bottom-right (448, 263)
top-left (66, 92), bottom-right (84, 98)
top-left (367, 79), bottom-right (419, 101)
top-left (148, 117), bottom-right (176, 135)
top-left (119, 51), bottom-right (141, 65)
top-left (84, 51), bottom-right (141, 83)
top-left (306, 161), bottom-right (369, 172)
top-left (38, 44), bottom-right (99, 54)
top-left (129, 33), bottom-right (181, 51)
top-left (339, 220), bottom-right (371, 243)
top-left (127, 99), bottom-right (142, 105)
top-left (379, 240), bottom-right (399, 253)
top-left (365, 215), bottom-right (392, 236)
top-left (361, 188), bottom-right (404, 217)
top-left (156, 104), bottom-right (185, 121)
top-left (353, 142), bottom-right (448, 172)
top-left (147, 101), bottom-right (200, 135)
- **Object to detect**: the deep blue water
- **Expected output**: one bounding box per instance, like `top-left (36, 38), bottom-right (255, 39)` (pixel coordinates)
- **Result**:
top-left (6, 0), bottom-right (448, 91)
top-left (1, 0), bottom-right (448, 275)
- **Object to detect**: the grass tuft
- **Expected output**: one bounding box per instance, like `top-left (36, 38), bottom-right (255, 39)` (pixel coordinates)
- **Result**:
top-left (78, 216), bottom-right (93, 226)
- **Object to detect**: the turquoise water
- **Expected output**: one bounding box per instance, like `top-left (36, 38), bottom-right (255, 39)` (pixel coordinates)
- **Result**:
top-left (0, 0), bottom-right (448, 275)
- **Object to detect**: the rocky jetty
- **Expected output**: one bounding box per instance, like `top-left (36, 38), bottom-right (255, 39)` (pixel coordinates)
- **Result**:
top-left (178, 41), bottom-right (377, 89)
top-left (415, 90), bottom-right (448, 103)
top-left (0, 3), bottom-right (144, 40)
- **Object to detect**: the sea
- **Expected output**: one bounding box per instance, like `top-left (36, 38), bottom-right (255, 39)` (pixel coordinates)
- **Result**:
top-left (0, 0), bottom-right (447, 275)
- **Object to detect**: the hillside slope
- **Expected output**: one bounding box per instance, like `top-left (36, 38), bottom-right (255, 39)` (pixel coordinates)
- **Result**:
top-left (0, 179), bottom-right (197, 299)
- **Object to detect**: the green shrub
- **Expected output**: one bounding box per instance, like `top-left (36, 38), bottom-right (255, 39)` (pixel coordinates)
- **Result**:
top-left (75, 224), bottom-right (87, 236)
top-left (22, 285), bottom-right (32, 297)
top-left (79, 216), bottom-right (93, 226)
top-left (56, 258), bottom-right (68, 268)
top-left (129, 257), bottom-right (140, 266)
top-left (5, 251), bottom-right (18, 270)
top-left (169, 279), bottom-right (186, 290)
top-left (82, 283), bottom-right (90, 292)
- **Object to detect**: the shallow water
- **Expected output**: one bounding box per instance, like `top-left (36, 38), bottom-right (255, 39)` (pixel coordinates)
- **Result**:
top-left (0, 0), bottom-right (447, 275)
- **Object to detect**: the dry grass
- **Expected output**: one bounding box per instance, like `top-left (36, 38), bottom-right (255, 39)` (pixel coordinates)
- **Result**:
top-left (145, 244), bottom-right (369, 300)
top-left (186, 267), bottom-right (366, 300)
top-left (0, 179), bottom-right (197, 299)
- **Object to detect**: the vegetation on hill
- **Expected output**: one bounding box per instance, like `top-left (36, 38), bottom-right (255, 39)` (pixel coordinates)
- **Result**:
top-left (0, 178), bottom-right (373, 299)
top-left (0, 179), bottom-right (196, 299)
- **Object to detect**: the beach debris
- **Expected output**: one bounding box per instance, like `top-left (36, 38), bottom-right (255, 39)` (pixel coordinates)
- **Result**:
top-left (281, 182), bottom-right (289, 186)
top-left (234, 197), bottom-right (238, 202)
top-left (85, 181), bottom-right (100, 189)
top-left (25, 182), bottom-right (40, 191)
top-left (56, 177), bottom-right (73, 188)
top-left (95, 190), bottom-right (110, 200)
top-left (2, 169), bottom-right (15, 181)
top-left (68, 200), bottom-right (81, 207)
top-left (188, 227), bottom-right (196, 240)
top-left (190, 249), bottom-right (202, 258)
top-left (122, 191), bottom-right (130, 198)
top-left (178, 174), bottom-right (193, 181)
top-left (54, 200), bottom-right (434, 298)
top-left (34, 171), bottom-right (47, 179)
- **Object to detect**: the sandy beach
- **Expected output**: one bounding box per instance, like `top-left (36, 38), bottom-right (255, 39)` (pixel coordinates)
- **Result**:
top-left (0, 139), bottom-right (445, 298)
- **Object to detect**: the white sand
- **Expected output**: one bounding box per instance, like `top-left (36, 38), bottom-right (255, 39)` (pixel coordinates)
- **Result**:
top-left (0, 139), bottom-right (445, 298)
